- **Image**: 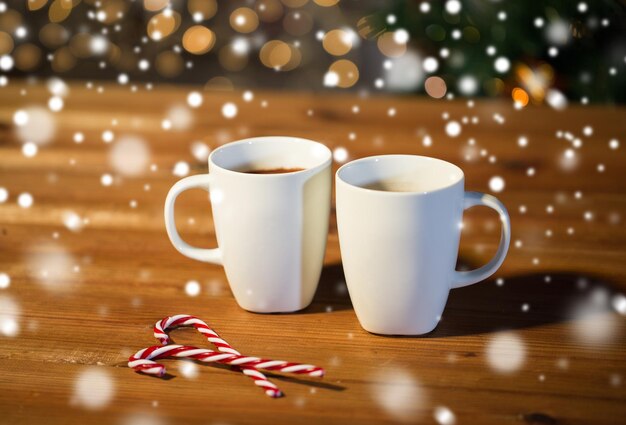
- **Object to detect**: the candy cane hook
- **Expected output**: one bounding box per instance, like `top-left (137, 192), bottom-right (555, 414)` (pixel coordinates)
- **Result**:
top-left (128, 315), bottom-right (325, 398)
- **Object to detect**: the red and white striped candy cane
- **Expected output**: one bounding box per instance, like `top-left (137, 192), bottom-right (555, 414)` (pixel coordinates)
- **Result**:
top-left (155, 314), bottom-right (284, 397)
top-left (128, 314), bottom-right (324, 398)
top-left (140, 314), bottom-right (281, 397)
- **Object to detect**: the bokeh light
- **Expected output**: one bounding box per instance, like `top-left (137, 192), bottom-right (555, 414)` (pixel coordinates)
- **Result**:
top-left (327, 59), bottom-right (359, 88)
top-left (256, 0), bottom-right (284, 23)
top-left (323, 29), bottom-right (354, 56)
top-left (147, 10), bottom-right (181, 41)
top-left (182, 26), bottom-right (216, 55)
top-left (14, 106), bottom-right (57, 145)
top-left (230, 8), bottom-right (259, 34)
top-left (424, 76), bottom-right (447, 99)
top-left (377, 31), bottom-right (407, 57)
top-left (144, 0), bottom-right (169, 12)
top-left (259, 40), bottom-right (300, 71)
top-left (512, 87), bottom-right (529, 107)
top-left (187, 0), bottom-right (218, 21)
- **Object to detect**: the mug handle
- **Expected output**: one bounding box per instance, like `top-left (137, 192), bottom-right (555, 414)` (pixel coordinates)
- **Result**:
top-left (452, 191), bottom-right (511, 289)
top-left (164, 174), bottom-right (223, 265)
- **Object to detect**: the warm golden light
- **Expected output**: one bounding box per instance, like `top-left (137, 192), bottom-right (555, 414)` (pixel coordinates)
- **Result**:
top-left (68, 33), bottom-right (93, 58)
top-left (39, 23), bottom-right (70, 49)
top-left (512, 87), bottom-right (529, 107)
top-left (48, 0), bottom-right (72, 23)
top-left (187, 0), bottom-right (218, 20)
top-left (377, 31), bottom-right (407, 58)
top-left (0, 31), bottom-right (13, 56)
top-left (98, 0), bottom-right (128, 25)
top-left (28, 0), bottom-right (49, 11)
top-left (515, 63), bottom-right (553, 102)
top-left (230, 8), bottom-right (259, 33)
top-left (255, 0), bottom-right (284, 23)
top-left (314, 0), bottom-right (340, 6)
top-left (260, 40), bottom-right (291, 69)
top-left (143, 0), bottom-right (169, 12)
top-left (425, 76), bottom-right (447, 98)
top-left (14, 43), bottom-right (42, 71)
top-left (282, 44), bottom-right (302, 71)
top-left (147, 10), bottom-right (181, 41)
top-left (0, 10), bottom-right (22, 33)
top-left (323, 29), bottom-right (353, 56)
top-left (329, 59), bottom-right (359, 88)
top-left (182, 26), bottom-right (215, 55)
top-left (51, 46), bottom-right (76, 72)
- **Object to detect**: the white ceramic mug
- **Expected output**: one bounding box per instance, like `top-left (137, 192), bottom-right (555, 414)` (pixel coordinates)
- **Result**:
top-left (164, 137), bottom-right (332, 313)
top-left (336, 155), bottom-right (511, 335)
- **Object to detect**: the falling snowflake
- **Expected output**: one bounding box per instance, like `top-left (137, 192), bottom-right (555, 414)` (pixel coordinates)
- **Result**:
top-left (71, 368), bottom-right (115, 410)
top-left (63, 211), bottom-right (84, 232)
top-left (100, 174), bottom-right (113, 186)
top-left (187, 91), bottom-right (203, 108)
top-left (370, 368), bottom-right (427, 422)
top-left (0, 273), bottom-right (10, 289)
top-left (173, 161), bottom-right (190, 177)
top-left (445, 121), bottom-right (461, 137)
top-left (488, 176), bottom-right (505, 192)
top-left (17, 193), bottom-right (33, 208)
top-left (185, 280), bottom-right (201, 297)
top-left (178, 360), bottom-right (199, 379)
top-left (486, 332), bottom-right (526, 373)
top-left (0, 295), bottom-right (20, 337)
top-left (333, 147), bottom-right (348, 163)
top-left (434, 406), bottom-right (456, 425)
top-left (109, 136), bottom-right (150, 177)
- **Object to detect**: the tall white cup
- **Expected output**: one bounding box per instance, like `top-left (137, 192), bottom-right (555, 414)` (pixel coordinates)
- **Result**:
top-left (164, 137), bottom-right (332, 313)
top-left (336, 155), bottom-right (511, 335)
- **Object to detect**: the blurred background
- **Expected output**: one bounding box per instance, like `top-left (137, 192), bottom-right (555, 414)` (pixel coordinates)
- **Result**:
top-left (1, 0), bottom-right (625, 103)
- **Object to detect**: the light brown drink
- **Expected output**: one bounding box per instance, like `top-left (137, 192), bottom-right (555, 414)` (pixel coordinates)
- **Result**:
top-left (244, 168), bottom-right (305, 174)
top-left (361, 181), bottom-right (418, 192)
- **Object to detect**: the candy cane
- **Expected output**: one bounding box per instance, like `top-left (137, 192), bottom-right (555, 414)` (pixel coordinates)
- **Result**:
top-left (153, 314), bottom-right (283, 397)
top-left (128, 314), bottom-right (324, 398)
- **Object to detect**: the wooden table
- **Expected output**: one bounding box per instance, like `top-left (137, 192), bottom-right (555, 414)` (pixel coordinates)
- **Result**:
top-left (0, 82), bottom-right (625, 424)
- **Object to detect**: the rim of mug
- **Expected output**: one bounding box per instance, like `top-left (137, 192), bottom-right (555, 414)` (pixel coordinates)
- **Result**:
top-left (208, 136), bottom-right (332, 177)
top-left (336, 154), bottom-right (465, 196)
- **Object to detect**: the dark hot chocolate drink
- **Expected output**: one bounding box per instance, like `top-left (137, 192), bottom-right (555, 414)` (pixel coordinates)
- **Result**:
top-left (244, 168), bottom-right (305, 174)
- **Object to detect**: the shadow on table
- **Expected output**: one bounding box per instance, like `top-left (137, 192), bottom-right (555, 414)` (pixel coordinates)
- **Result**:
top-left (300, 263), bottom-right (352, 314)
top-left (130, 360), bottom-right (346, 392)
top-left (427, 270), bottom-right (621, 338)
top-left (304, 262), bottom-right (621, 338)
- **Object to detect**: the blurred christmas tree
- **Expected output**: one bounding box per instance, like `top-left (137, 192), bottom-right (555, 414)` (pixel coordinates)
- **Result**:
top-left (372, 0), bottom-right (626, 104)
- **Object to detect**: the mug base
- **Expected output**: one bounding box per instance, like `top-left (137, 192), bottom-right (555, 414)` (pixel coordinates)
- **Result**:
top-left (360, 319), bottom-right (440, 336)
top-left (237, 301), bottom-right (312, 314)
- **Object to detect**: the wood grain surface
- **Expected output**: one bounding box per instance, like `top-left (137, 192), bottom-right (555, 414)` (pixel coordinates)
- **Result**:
top-left (0, 81), bottom-right (625, 425)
